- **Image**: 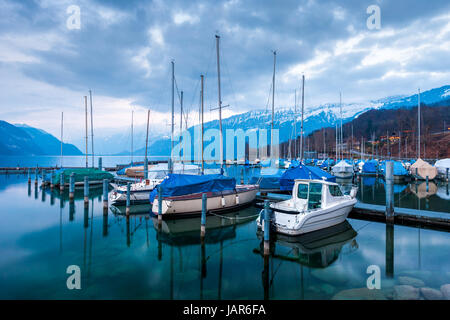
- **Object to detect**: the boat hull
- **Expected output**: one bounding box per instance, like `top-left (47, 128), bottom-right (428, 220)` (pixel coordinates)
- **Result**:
top-left (151, 187), bottom-right (258, 217)
top-left (267, 200), bottom-right (357, 236)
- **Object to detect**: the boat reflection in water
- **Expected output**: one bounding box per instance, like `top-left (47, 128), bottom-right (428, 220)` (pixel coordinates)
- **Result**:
top-left (409, 181), bottom-right (437, 199)
top-left (151, 208), bottom-right (256, 246)
top-left (110, 204), bottom-right (152, 216)
top-left (255, 221), bottom-right (358, 268)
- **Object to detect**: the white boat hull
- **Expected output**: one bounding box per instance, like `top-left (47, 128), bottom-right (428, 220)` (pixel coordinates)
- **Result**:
top-left (266, 200), bottom-right (356, 236)
top-left (151, 186), bottom-right (258, 217)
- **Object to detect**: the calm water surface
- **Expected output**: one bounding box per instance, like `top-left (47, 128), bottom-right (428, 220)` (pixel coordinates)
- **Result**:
top-left (0, 171), bottom-right (449, 299)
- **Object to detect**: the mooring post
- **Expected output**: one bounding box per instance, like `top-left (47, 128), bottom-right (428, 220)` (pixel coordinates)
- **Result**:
top-left (50, 171), bottom-right (55, 189)
top-left (40, 169), bottom-right (46, 187)
top-left (201, 193), bottom-right (207, 238)
top-left (385, 161), bottom-right (394, 223)
top-left (84, 176), bottom-right (89, 206)
top-left (59, 172), bottom-right (65, 192)
top-left (144, 158), bottom-right (148, 180)
top-left (126, 182), bottom-right (131, 216)
top-left (446, 168), bottom-right (449, 182)
top-left (27, 168), bottom-right (31, 184)
top-left (264, 200), bottom-right (270, 256)
top-left (157, 184), bottom-right (163, 225)
top-left (34, 168), bottom-right (38, 186)
top-left (241, 168), bottom-right (244, 184)
top-left (426, 175), bottom-right (429, 192)
top-left (69, 173), bottom-right (75, 200)
top-left (98, 157), bottom-right (103, 170)
top-left (103, 179), bottom-right (108, 210)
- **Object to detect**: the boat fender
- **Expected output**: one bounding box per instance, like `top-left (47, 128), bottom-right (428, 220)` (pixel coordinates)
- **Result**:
top-left (221, 196), bottom-right (226, 207)
top-left (350, 187), bottom-right (358, 199)
top-left (236, 194), bottom-right (240, 205)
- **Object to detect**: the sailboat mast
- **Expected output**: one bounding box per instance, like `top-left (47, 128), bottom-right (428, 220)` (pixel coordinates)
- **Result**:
top-left (60, 112), bottom-right (63, 168)
top-left (89, 90), bottom-right (94, 167)
top-left (145, 109), bottom-right (150, 169)
top-left (131, 110), bottom-right (134, 165)
top-left (180, 91), bottom-right (183, 165)
top-left (84, 96), bottom-right (88, 168)
top-left (171, 60), bottom-right (175, 173)
top-left (418, 88), bottom-right (421, 159)
top-left (300, 75), bottom-right (305, 162)
top-left (340, 92), bottom-right (343, 160)
top-left (215, 35), bottom-right (223, 169)
top-left (294, 89), bottom-right (297, 159)
top-left (271, 50), bottom-right (276, 160)
top-left (201, 75), bottom-right (204, 174)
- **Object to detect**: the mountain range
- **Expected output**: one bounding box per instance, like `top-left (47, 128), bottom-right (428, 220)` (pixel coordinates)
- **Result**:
top-left (0, 121), bottom-right (82, 156)
top-left (126, 85), bottom-right (450, 157)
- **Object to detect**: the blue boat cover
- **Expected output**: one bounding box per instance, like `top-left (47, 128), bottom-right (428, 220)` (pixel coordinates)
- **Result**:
top-left (149, 174), bottom-right (236, 203)
top-left (320, 159), bottom-right (335, 169)
top-left (381, 161), bottom-right (408, 176)
top-left (279, 165), bottom-right (336, 191)
top-left (362, 177), bottom-right (375, 186)
top-left (248, 175), bottom-right (281, 190)
top-left (362, 161), bottom-right (377, 174)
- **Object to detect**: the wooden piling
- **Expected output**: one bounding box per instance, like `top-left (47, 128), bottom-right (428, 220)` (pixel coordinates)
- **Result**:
top-left (385, 161), bottom-right (394, 223)
top-left (69, 173), bottom-right (75, 200)
top-left (83, 176), bottom-right (89, 205)
top-left (59, 172), bottom-right (65, 192)
top-left (34, 168), bottom-right (38, 186)
top-left (27, 168), bottom-right (31, 184)
top-left (126, 182), bottom-right (131, 216)
top-left (41, 169), bottom-right (46, 187)
top-left (157, 185), bottom-right (162, 225)
top-left (98, 157), bottom-right (103, 170)
top-left (102, 179), bottom-right (108, 209)
top-left (50, 171), bottom-right (54, 189)
top-left (201, 193), bottom-right (207, 238)
top-left (263, 200), bottom-right (270, 256)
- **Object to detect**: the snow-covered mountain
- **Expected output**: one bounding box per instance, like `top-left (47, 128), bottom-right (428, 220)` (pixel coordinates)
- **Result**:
top-left (92, 85), bottom-right (450, 156)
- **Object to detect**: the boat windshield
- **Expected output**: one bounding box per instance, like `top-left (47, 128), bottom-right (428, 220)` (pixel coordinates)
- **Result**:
top-left (308, 183), bottom-right (322, 210)
top-left (297, 183), bottom-right (308, 199)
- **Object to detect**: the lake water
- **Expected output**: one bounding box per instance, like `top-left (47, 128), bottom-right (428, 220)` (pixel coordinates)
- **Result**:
top-left (0, 166), bottom-right (449, 299)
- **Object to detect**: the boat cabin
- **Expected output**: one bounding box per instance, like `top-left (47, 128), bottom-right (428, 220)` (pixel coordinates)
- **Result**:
top-left (290, 179), bottom-right (349, 211)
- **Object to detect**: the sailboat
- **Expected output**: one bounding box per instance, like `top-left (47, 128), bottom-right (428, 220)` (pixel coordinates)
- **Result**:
top-left (50, 93), bottom-right (114, 187)
top-left (410, 89), bottom-right (437, 181)
top-left (150, 36), bottom-right (258, 217)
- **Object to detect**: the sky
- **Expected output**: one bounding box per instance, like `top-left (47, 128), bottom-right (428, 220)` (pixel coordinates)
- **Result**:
top-left (0, 0), bottom-right (449, 143)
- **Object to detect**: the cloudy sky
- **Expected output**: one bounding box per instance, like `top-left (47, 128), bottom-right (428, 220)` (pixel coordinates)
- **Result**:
top-left (0, 0), bottom-right (449, 142)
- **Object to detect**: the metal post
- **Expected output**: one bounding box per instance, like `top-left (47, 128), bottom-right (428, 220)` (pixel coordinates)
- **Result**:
top-left (103, 179), bottom-right (108, 210)
top-left (158, 184), bottom-right (162, 224)
top-left (84, 176), bottom-right (89, 205)
top-left (385, 161), bottom-right (394, 222)
top-left (98, 157), bottom-right (102, 170)
top-left (50, 171), bottom-right (55, 189)
top-left (144, 157), bottom-right (148, 180)
top-left (41, 169), bottom-right (46, 187)
top-left (201, 193), bottom-right (207, 238)
top-left (69, 173), bottom-right (75, 200)
top-left (126, 182), bottom-right (131, 215)
top-left (264, 200), bottom-right (270, 256)
top-left (59, 172), bottom-right (65, 192)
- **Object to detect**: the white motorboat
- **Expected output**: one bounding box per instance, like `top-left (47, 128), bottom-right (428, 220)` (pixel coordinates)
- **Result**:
top-left (109, 178), bottom-right (163, 205)
top-left (331, 160), bottom-right (354, 179)
top-left (257, 179), bottom-right (358, 236)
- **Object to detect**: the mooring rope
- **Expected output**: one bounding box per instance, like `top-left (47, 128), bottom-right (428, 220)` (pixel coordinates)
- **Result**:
top-left (207, 211), bottom-right (261, 221)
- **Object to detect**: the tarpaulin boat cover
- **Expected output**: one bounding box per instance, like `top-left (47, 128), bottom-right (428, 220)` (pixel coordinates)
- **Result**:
top-left (50, 168), bottom-right (114, 184)
top-left (248, 175), bottom-right (281, 190)
top-left (381, 161), bottom-right (408, 176)
top-left (280, 165), bottom-right (336, 191)
top-left (434, 158), bottom-right (450, 176)
top-left (320, 159), bottom-right (335, 169)
top-left (362, 177), bottom-right (375, 186)
top-left (149, 174), bottom-right (236, 203)
top-left (410, 158), bottom-right (437, 180)
top-left (362, 161), bottom-right (377, 174)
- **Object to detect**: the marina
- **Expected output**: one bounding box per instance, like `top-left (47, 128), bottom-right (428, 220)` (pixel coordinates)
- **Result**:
top-left (0, 158), bottom-right (449, 300)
